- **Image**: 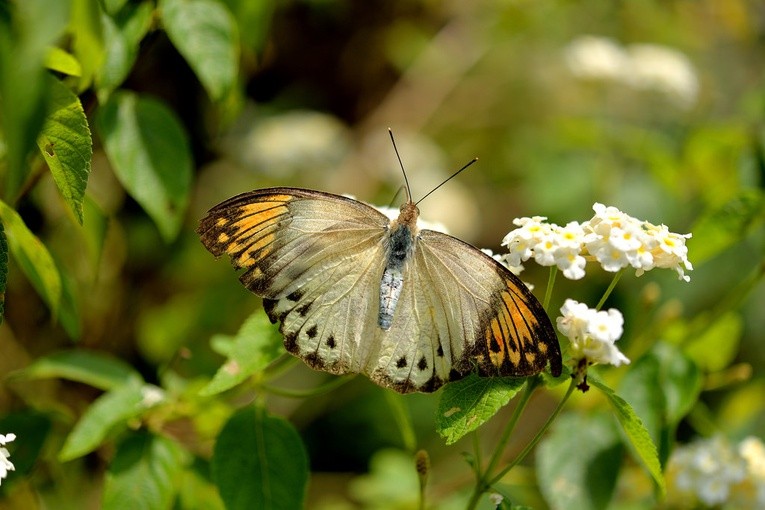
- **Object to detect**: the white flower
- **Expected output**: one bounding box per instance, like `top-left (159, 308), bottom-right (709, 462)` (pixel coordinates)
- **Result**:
top-left (563, 36), bottom-right (699, 108)
top-left (0, 433), bottom-right (16, 486)
top-left (140, 385), bottom-right (166, 408)
top-left (488, 492), bottom-right (504, 506)
top-left (668, 435), bottom-right (756, 507)
top-left (502, 218), bottom-right (588, 280)
top-left (556, 299), bottom-right (629, 366)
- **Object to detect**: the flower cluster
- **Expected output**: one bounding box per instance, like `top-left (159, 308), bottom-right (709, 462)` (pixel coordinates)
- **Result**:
top-left (667, 435), bottom-right (765, 508)
top-left (0, 433), bottom-right (15, 486)
top-left (563, 35), bottom-right (699, 109)
top-left (502, 203), bottom-right (693, 282)
top-left (556, 299), bottom-right (629, 367)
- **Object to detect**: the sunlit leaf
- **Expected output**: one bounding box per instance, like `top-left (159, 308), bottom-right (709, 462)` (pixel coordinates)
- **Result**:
top-left (221, 0), bottom-right (273, 51)
top-left (0, 200), bottom-right (62, 317)
top-left (212, 406), bottom-right (308, 510)
top-left (103, 431), bottom-right (186, 510)
top-left (0, 0), bottom-right (68, 199)
top-left (348, 449), bottom-right (420, 507)
top-left (37, 76), bottom-right (93, 225)
top-left (591, 379), bottom-right (665, 495)
top-left (71, 0), bottom-right (105, 90)
top-left (537, 412), bottom-right (623, 510)
top-left (96, 91), bottom-right (193, 241)
top-left (45, 46), bottom-right (82, 76)
top-left (59, 378), bottom-right (165, 461)
top-left (436, 374), bottom-right (526, 445)
top-left (14, 349), bottom-right (140, 391)
top-left (199, 311), bottom-right (283, 396)
top-left (160, 0), bottom-right (239, 101)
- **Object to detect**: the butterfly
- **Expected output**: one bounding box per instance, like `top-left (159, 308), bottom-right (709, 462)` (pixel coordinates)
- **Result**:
top-left (198, 161), bottom-right (561, 393)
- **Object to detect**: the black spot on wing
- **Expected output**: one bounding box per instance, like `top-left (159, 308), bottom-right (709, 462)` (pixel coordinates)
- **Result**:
top-left (436, 344), bottom-right (444, 357)
top-left (306, 325), bottom-right (318, 339)
top-left (326, 335), bottom-right (336, 349)
top-left (296, 302), bottom-right (312, 317)
top-left (287, 290), bottom-right (303, 302)
top-left (396, 356), bottom-right (407, 368)
top-left (262, 299), bottom-right (278, 324)
top-left (417, 356), bottom-right (428, 371)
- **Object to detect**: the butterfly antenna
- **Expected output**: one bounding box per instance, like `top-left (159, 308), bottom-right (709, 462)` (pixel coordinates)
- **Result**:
top-left (388, 128), bottom-right (412, 203)
top-left (415, 157), bottom-right (478, 206)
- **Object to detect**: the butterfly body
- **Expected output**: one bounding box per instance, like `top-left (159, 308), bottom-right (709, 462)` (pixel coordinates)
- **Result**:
top-left (198, 187), bottom-right (562, 393)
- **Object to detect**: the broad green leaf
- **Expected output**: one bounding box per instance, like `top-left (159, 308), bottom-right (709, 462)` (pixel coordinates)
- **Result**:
top-left (687, 190), bottom-right (765, 265)
top-left (59, 378), bottom-right (166, 461)
top-left (436, 374), bottom-right (526, 445)
top-left (102, 0), bottom-right (130, 15)
top-left (537, 412), bottom-right (623, 510)
top-left (96, 92), bottom-right (193, 241)
top-left (160, 0), bottom-right (239, 101)
top-left (96, 2), bottom-right (153, 102)
top-left (0, 200), bottom-right (62, 317)
top-left (0, 221), bottom-right (7, 324)
top-left (14, 349), bottom-right (140, 391)
top-left (348, 449), bottom-right (420, 508)
top-left (178, 458), bottom-right (225, 510)
top-left (652, 343), bottom-right (702, 426)
top-left (591, 379), bottom-right (665, 495)
top-left (221, 0), bottom-right (274, 51)
top-left (0, 0), bottom-right (68, 199)
top-left (103, 431), bottom-right (186, 510)
top-left (37, 76), bottom-right (93, 225)
top-left (617, 355), bottom-right (664, 446)
top-left (685, 311), bottom-right (742, 371)
top-left (70, 0), bottom-right (105, 90)
top-left (212, 406), bottom-right (308, 510)
top-left (45, 46), bottom-right (82, 76)
top-left (199, 311), bottom-right (283, 396)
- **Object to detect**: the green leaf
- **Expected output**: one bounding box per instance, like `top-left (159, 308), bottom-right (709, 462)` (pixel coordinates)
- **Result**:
top-left (37, 76), bottom-right (93, 224)
top-left (537, 412), bottom-right (623, 510)
top-left (0, 0), bottom-right (68, 199)
top-left (70, 0), bottom-right (105, 90)
top-left (590, 379), bottom-right (665, 495)
top-left (347, 449), bottom-right (420, 507)
top-left (436, 374), bottom-right (526, 445)
top-left (0, 200), bottom-right (62, 317)
top-left (45, 46), bottom-right (82, 76)
top-left (687, 190), bottom-right (765, 265)
top-left (199, 311), bottom-right (284, 396)
top-left (13, 349), bottom-right (140, 391)
top-left (0, 220), bottom-right (7, 325)
top-left (212, 406), bottom-right (308, 510)
top-left (221, 0), bottom-right (274, 51)
top-left (685, 311), bottom-right (743, 371)
top-left (160, 0), bottom-right (239, 101)
top-left (96, 91), bottom-right (193, 241)
top-left (103, 431), bottom-right (186, 510)
top-left (96, 2), bottom-right (154, 102)
top-left (59, 378), bottom-right (165, 461)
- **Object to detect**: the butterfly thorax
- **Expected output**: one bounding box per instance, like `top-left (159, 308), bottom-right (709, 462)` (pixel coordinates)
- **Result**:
top-left (379, 202), bottom-right (420, 330)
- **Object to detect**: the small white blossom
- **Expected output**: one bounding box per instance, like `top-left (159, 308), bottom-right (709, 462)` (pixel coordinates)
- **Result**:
top-left (488, 492), bottom-right (504, 506)
top-left (556, 299), bottom-right (629, 366)
top-left (140, 385), bottom-right (166, 408)
top-left (502, 218), bottom-right (588, 280)
top-left (0, 433), bottom-right (16, 486)
top-left (564, 36), bottom-right (699, 108)
top-left (502, 203), bottom-right (692, 281)
top-left (667, 435), bottom-right (765, 508)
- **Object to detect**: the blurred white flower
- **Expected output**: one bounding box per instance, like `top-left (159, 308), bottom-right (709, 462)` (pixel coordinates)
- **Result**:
top-left (0, 433), bottom-right (16, 486)
top-left (668, 435), bottom-right (765, 508)
top-left (501, 203), bottom-right (692, 281)
top-left (556, 299), bottom-right (629, 366)
top-left (564, 35), bottom-right (699, 108)
top-left (140, 385), bottom-right (166, 408)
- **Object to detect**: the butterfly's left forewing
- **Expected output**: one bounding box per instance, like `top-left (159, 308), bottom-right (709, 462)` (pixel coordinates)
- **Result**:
top-left (198, 188), bottom-right (392, 375)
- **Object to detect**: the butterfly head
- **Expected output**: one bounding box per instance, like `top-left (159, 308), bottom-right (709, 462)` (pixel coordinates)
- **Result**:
top-left (394, 201), bottom-right (420, 231)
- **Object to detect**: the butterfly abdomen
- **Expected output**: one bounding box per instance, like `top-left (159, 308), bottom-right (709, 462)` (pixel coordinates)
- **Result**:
top-left (379, 218), bottom-right (417, 330)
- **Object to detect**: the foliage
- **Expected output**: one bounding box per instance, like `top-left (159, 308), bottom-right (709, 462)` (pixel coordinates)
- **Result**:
top-left (0, 0), bottom-right (764, 509)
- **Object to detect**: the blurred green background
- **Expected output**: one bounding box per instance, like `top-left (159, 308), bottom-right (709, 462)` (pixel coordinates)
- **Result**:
top-left (1, 0), bottom-right (764, 508)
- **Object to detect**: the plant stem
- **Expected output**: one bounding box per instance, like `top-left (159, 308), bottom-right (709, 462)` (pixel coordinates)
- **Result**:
top-left (595, 269), bottom-right (624, 310)
top-left (384, 391), bottom-right (417, 453)
top-left (487, 377), bottom-right (576, 486)
top-left (466, 377), bottom-right (540, 510)
top-left (543, 266), bottom-right (558, 310)
top-left (259, 375), bottom-right (354, 398)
